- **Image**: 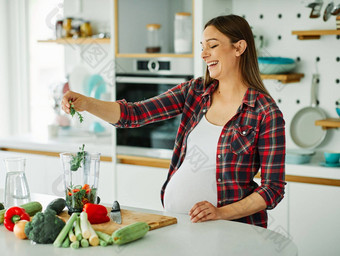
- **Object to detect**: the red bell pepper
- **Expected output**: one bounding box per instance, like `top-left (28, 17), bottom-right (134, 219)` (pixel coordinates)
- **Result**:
top-left (83, 203), bottom-right (110, 224)
top-left (4, 207), bottom-right (30, 231)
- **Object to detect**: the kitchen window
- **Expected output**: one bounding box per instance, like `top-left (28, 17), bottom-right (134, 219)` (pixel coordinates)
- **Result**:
top-left (28, 0), bottom-right (65, 137)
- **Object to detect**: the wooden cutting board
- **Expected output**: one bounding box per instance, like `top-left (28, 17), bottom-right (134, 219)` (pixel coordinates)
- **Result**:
top-left (58, 207), bottom-right (177, 235)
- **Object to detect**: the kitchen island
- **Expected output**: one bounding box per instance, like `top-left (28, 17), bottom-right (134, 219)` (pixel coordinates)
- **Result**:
top-left (0, 191), bottom-right (298, 256)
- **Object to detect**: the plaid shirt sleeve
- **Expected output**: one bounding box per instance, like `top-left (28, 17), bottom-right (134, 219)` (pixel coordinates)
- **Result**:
top-left (254, 106), bottom-right (286, 210)
top-left (112, 80), bottom-right (192, 128)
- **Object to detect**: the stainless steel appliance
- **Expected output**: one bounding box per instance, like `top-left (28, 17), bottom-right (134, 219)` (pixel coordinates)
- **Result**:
top-left (115, 57), bottom-right (193, 158)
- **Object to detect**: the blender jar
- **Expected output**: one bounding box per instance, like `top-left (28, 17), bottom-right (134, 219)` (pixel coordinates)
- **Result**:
top-left (60, 151), bottom-right (100, 214)
top-left (146, 24), bottom-right (161, 53)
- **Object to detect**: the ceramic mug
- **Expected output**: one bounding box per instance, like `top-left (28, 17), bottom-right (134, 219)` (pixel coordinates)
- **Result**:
top-left (324, 151), bottom-right (340, 164)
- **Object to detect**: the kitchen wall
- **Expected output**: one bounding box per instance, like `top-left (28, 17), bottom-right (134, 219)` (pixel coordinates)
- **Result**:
top-left (230, 0), bottom-right (340, 152)
top-left (61, 0), bottom-right (340, 152)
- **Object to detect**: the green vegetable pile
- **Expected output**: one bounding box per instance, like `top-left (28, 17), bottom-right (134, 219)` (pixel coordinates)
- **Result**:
top-left (69, 100), bottom-right (84, 123)
top-left (70, 144), bottom-right (86, 171)
top-left (24, 208), bottom-right (65, 244)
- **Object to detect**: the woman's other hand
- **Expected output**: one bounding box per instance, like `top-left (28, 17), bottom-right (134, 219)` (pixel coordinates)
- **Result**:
top-left (189, 201), bottom-right (222, 223)
top-left (61, 90), bottom-right (88, 114)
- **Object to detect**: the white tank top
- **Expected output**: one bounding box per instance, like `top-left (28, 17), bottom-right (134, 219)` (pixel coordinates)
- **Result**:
top-left (164, 115), bottom-right (223, 214)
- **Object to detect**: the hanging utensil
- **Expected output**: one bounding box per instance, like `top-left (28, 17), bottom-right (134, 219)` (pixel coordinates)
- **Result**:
top-left (331, 3), bottom-right (340, 15)
top-left (290, 74), bottom-right (328, 149)
top-left (323, 2), bottom-right (334, 21)
top-left (307, 0), bottom-right (324, 18)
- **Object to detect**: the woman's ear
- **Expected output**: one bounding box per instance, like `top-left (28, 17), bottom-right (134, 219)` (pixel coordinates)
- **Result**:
top-left (234, 40), bottom-right (247, 57)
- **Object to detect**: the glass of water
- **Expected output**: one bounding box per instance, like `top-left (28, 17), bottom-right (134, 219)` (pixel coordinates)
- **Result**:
top-left (4, 157), bottom-right (31, 208)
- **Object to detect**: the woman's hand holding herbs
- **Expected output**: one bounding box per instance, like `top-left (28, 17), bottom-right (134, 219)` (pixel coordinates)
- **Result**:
top-left (61, 91), bottom-right (87, 121)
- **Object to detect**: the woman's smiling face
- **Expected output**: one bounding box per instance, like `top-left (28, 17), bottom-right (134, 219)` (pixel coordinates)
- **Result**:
top-left (201, 25), bottom-right (239, 81)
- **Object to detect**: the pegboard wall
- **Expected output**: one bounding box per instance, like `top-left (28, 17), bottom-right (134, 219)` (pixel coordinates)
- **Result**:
top-left (229, 0), bottom-right (340, 151)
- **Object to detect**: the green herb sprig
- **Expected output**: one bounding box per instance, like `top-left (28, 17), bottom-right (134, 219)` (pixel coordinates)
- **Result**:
top-left (69, 100), bottom-right (84, 123)
top-left (70, 144), bottom-right (86, 171)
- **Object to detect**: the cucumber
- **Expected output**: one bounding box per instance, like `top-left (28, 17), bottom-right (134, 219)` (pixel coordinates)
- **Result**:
top-left (0, 201), bottom-right (42, 224)
top-left (46, 198), bottom-right (66, 215)
top-left (0, 203), bottom-right (4, 210)
top-left (112, 222), bottom-right (149, 245)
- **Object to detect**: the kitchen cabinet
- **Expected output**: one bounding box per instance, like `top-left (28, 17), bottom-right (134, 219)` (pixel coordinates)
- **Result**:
top-left (115, 0), bottom-right (194, 58)
top-left (254, 178), bottom-right (289, 233)
top-left (116, 163), bottom-right (169, 211)
top-left (289, 182), bottom-right (340, 256)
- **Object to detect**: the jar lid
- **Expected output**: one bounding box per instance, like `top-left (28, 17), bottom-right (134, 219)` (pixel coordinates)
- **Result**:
top-left (146, 24), bottom-right (161, 30)
top-left (175, 12), bottom-right (191, 16)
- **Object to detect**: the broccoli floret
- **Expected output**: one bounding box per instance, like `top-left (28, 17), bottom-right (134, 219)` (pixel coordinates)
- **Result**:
top-left (24, 208), bottom-right (65, 244)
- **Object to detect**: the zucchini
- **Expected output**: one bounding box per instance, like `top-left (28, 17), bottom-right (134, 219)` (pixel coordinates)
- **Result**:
top-left (46, 198), bottom-right (66, 215)
top-left (0, 201), bottom-right (42, 224)
top-left (0, 203), bottom-right (4, 210)
top-left (112, 222), bottom-right (149, 245)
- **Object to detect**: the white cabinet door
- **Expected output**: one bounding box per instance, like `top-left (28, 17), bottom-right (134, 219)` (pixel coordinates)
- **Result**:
top-left (116, 163), bottom-right (168, 211)
top-left (289, 182), bottom-right (340, 256)
top-left (254, 177), bottom-right (289, 233)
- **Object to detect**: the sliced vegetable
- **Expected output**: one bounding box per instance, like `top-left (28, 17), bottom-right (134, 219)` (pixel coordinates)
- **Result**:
top-left (0, 201), bottom-right (42, 224)
top-left (112, 222), bottom-right (149, 245)
top-left (13, 220), bottom-right (28, 239)
top-left (74, 217), bottom-right (82, 241)
top-left (62, 236), bottom-right (70, 248)
top-left (99, 238), bottom-right (107, 247)
top-left (46, 198), bottom-right (66, 215)
top-left (70, 240), bottom-right (80, 249)
top-left (80, 212), bottom-right (91, 239)
top-left (4, 207), bottom-right (30, 231)
top-left (53, 212), bottom-right (78, 247)
top-left (80, 238), bottom-right (89, 247)
top-left (83, 203), bottom-right (110, 224)
top-left (96, 230), bottom-right (113, 245)
top-left (87, 220), bottom-right (99, 246)
top-left (68, 226), bottom-right (76, 242)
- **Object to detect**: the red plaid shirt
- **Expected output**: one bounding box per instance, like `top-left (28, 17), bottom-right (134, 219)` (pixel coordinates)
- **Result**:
top-left (114, 77), bottom-right (286, 228)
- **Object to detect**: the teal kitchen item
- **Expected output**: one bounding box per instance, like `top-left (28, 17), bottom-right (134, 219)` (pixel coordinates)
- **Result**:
top-left (286, 149), bottom-right (315, 164)
top-left (324, 151), bottom-right (340, 164)
top-left (336, 107), bottom-right (340, 117)
top-left (258, 57), bottom-right (296, 74)
top-left (89, 122), bottom-right (106, 133)
top-left (84, 74), bottom-right (106, 99)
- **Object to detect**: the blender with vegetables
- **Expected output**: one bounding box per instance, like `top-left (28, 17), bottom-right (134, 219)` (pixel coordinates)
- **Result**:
top-left (60, 145), bottom-right (100, 214)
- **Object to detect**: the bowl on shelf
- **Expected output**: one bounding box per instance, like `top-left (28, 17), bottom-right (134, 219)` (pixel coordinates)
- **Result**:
top-left (324, 151), bottom-right (340, 164)
top-left (336, 107), bottom-right (340, 117)
top-left (286, 149), bottom-right (315, 164)
top-left (258, 57), bottom-right (296, 74)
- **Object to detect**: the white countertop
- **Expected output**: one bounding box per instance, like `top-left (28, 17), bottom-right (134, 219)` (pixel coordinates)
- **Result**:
top-left (0, 134), bottom-right (339, 180)
top-left (0, 191), bottom-right (298, 256)
top-left (0, 134), bottom-right (113, 157)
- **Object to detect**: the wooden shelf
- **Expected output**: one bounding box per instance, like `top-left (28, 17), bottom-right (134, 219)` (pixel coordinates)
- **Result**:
top-left (292, 30), bottom-right (340, 40)
top-left (38, 38), bottom-right (111, 44)
top-left (115, 53), bottom-right (194, 58)
top-left (315, 118), bottom-right (340, 129)
top-left (260, 73), bottom-right (304, 84)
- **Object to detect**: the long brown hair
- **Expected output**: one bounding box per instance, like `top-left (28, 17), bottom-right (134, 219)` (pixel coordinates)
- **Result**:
top-left (203, 15), bottom-right (269, 95)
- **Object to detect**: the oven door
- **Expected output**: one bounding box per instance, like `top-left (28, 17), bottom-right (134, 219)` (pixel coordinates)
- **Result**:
top-left (115, 75), bottom-right (192, 157)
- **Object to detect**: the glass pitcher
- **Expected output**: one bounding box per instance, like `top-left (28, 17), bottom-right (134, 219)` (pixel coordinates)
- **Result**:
top-left (3, 157), bottom-right (31, 208)
top-left (60, 151), bottom-right (100, 214)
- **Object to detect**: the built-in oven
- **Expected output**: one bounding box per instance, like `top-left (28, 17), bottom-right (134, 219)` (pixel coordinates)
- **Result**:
top-left (115, 58), bottom-right (193, 158)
